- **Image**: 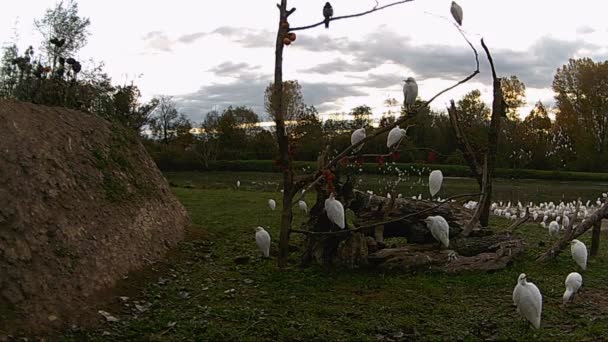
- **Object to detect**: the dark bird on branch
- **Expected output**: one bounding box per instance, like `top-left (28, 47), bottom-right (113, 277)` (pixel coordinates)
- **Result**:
top-left (450, 1), bottom-right (463, 26)
top-left (50, 37), bottom-right (66, 47)
top-left (323, 2), bottom-right (333, 29)
top-left (66, 57), bottom-right (76, 65)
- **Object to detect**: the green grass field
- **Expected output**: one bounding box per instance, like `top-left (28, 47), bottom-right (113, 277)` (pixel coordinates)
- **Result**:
top-left (58, 172), bottom-right (608, 341)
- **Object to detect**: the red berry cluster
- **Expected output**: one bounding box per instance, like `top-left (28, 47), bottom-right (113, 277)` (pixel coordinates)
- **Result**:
top-left (376, 155), bottom-right (385, 167)
top-left (322, 169), bottom-right (336, 193)
top-left (391, 151), bottom-right (400, 162)
top-left (339, 157), bottom-right (349, 167)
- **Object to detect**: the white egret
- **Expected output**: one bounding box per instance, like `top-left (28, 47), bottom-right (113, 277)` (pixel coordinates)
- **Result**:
top-left (298, 200), bottom-right (308, 213)
top-left (325, 193), bottom-right (345, 229)
top-left (236, 180), bottom-right (240, 188)
top-left (562, 215), bottom-right (570, 229)
top-left (512, 273), bottom-right (542, 329)
top-left (570, 239), bottom-right (588, 270)
top-left (428, 170), bottom-right (443, 197)
top-left (563, 272), bottom-right (583, 304)
top-left (402, 77), bottom-right (418, 110)
top-left (387, 125), bottom-right (408, 149)
top-left (268, 199), bottom-right (276, 211)
top-left (423, 215), bottom-right (450, 248)
top-left (351, 128), bottom-right (366, 152)
top-left (450, 1), bottom-right (463, 26)
top-left (548, 221), bottom-right (559, 237)
top-left (254, 227), bottom-right (271, 258)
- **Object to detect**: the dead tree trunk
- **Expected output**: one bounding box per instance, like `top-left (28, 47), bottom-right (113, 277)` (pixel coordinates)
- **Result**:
top-left (590, 220), bottom-right (602, 257)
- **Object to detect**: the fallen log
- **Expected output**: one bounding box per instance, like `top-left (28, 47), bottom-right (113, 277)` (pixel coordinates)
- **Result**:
top-left (351, 190), bottom-right (491, 244)
top-left (368, 235), bottom-right (524, 273)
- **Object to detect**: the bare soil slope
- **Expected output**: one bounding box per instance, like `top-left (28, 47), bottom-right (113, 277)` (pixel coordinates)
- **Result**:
top-left (0, 101), bottom-right (189, 333)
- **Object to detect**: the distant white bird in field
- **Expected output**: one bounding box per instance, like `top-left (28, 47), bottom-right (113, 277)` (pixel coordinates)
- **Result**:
top-left (268, 199), bottom-right (276, 211)
top-left (563, 272), bottom-right (583, 304)
top-left (512, 273), bottom-right (542, 329)
top-left (298, 200), bottom-right (308, 213)
top-left (351, 127), bottom-right (366, 152)
top-left (533, 212), bottom-right (538, 221)
top-left (540, 222), bottom-right (546, 228)
top-left (236, 180), bottom-right (240, 188)
top-left (402, 77), bottom-right (418, 110)
top-left (325, 193), bottom-right (345, 229)
top-left (387, 125), bottom-right (408, 149)
top-left (548, 221), bottom-right (560, 237)
top-left (556, 216), bottom-right (561, 223)
top-left (423, 215), bottom-right (450, 248)
top-left (429, 170), bottom-right (443, 197)
top-left (571, 239), bottom-right (588, 270)
top-left (450, 1), bottom-right (463, 26)
top-left (254, 226), bottom-right (271, 258)
top-left (562, 215), bottom-right (570, 229)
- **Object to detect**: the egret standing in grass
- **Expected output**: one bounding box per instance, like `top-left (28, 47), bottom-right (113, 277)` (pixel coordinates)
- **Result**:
top-left (423, 215), bottom-right (450, 248)
top-left (351, 127), bottom-right (366, 152)
top-left (323, 2), bottom-right (333, 29)
top-left (429, 170), bottom-right (443, 197)
top-left (548, 221), bottom-right (560, 237)
top-left (450, 1), bottom-right (463, 26)
top-left (325, 193), bottom-right (345, 229)
top-left (254, 227), bottom-right (271, 258)
top-left (563, 272), bottom-right (583, 304)
top-left (268, 199), bottom-right (276, 211)
top-left (570, 239), bottom-right (588, 270)
top-left (298, 200), bottom-right (308, 213)
top-left (236, 180), bottom-right (240, 189)
top-left (512, 273), bottom-right (542, 329)
top-left (387, 126), bottom-right (408, 149)
top-left (402, 77), bottom-right (418, 111)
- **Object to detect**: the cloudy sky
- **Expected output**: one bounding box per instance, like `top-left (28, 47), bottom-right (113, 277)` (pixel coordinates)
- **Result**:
top-left (2, 0), bottom-right (608, 123)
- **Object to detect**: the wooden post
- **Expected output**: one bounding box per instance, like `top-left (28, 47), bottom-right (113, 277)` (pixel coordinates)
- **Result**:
top-left (591, 220), bottom-right (602, 257)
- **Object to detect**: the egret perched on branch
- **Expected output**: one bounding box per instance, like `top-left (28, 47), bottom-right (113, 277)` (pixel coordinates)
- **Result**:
top-left (325, 193), bottom-right (345, 229)
top-left (570, 239), bottom-right (588, 270)
top-left (323, 2), bottom-right (333, 29)
top-left (429, 170), bottom-right (443, 197)
top-left (512, 273), bottom-right (542, 329)
top-left (402, 77), bottom-right (418, 110)
top-left (387, 125), bottom-right (408, 149)
top-left (450, 1), bottom-right (463, 26)
top-left (254, 226), bottom-right (271, 258)
top-left (351, 127), bottom-right (366, 152)
top-left (268, 199), bottom-right (276, 211)
top-left (298, 200), bottom-right (308, 213)
top-left (423, 215), bottom-right (450, 248)
top-left (563, 272), bottom-right (583, 304)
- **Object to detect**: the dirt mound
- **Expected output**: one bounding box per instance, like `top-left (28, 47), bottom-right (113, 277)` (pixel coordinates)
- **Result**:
top-left (0, 101), bottom-right (189, 334)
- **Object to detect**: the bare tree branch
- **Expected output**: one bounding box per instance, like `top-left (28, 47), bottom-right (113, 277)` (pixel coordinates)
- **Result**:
top-left (461, 155), bottom-right (488, 236)
top-left (290, 0), bottom-right (414, 31)
top-left (290, 192), bottom-right (482, 236)
top-left (505, 207), bottom-right (530, 234)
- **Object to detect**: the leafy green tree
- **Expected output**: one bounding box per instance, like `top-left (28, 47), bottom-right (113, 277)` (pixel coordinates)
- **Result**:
top-left (501, 75), bottom-right (526, 121)
top-left (349, 105), bottom-right (372, 129)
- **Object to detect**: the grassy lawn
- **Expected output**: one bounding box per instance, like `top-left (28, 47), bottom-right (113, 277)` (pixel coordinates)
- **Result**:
top-left (58, 172), bottom-right (608, 341)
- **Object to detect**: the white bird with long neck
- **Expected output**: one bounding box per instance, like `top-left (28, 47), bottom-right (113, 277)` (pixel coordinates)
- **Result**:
top-left (402, 77), bottom-right (418, 110)
top-left (423, 215), bottom-right (450, 248)
top-left (548, 221), bottom-right (560, 237)
top-left (387, 125), bottom-right (408, 149)
top-left (254, 227), bottom-right (271, 258)
top-left (428, 170), bottom-right (443, 197)
top-left (571, 239), bottom-right (588, 270)
top-left (236, 180), bottom-right (240, 188)
top-left (563, 272), bottom-right (583, 304)
top-left (298, 200), bottom-right (308, 213)
top-left (450, 1), bottom-right (463, 26)
top-left (512, 273), bottom-right (542, 329)
top-left (351, 127), bottom-right (366, 152)
top-left (268, 199), bottom-right (276, 211)
top-left (562, 215), bottom-right (570, 229)
top-left (325, 193), bottom-right (345, 229)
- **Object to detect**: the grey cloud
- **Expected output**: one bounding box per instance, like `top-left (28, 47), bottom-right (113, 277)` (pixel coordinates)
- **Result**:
top-left (208, 61), bottom-right (261, 77)
top-left (177, 32), bottom-right (207, 43)
top-left (576, 26), bottom-right (595, 35)
top-left (142, 31), bottom-right (173, 52)
top-left (298, 58), bottom-right (374, 74)
top-left (175, 74), bottom-right (367, 122)
top-left (211, 26), bottom-right (273, 48)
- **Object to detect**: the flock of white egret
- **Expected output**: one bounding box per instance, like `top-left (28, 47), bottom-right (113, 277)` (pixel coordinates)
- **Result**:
top-left (231, 0), bottom-right (604, 333)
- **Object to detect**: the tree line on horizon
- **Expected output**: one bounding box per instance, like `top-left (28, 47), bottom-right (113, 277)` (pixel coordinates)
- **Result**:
top-left (1, 1), bottom-right (607, 173)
